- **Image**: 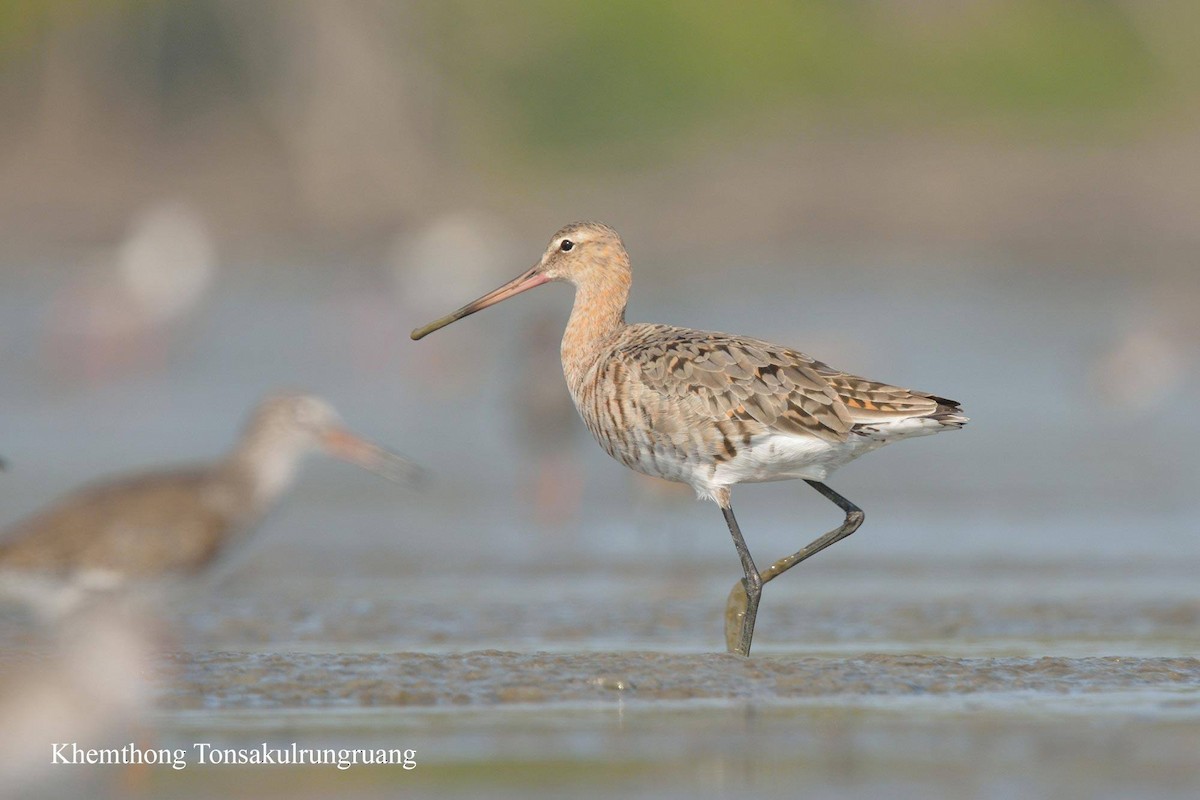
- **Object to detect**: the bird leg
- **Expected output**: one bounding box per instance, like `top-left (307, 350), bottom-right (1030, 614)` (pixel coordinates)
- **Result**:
top-left (720, 503), bottom-right (762, 657)
top-left (724, 481), bottom-right (864, 652)
top-left (763, 481), bottom-right (865, 583)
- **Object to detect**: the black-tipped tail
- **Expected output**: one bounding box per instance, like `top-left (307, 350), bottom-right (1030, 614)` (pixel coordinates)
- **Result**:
top-left (927, 395), bottom-right (968, 427)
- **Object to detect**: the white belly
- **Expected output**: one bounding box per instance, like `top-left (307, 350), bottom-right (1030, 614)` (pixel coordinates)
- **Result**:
top-left (712, 433), bottom-right (853, 486)
top-left (696, 417), bottom-right (949, 501)
top-left (592, 402), bottom-right (953, 503)
top-left (618, 432), bottom-right (857, 504)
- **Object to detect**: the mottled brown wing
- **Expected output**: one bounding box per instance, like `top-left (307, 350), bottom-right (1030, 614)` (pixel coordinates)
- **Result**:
top-left (0, 468), bottom-right (237, 577)
top-left (617, 326), bottom-right (854, 442)
top-left (811, 363), bottom-right (947, 424)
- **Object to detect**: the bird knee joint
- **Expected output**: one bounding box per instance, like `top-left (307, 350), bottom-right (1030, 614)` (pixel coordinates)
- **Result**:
top-left (847, 509), bottom-right (865, 528)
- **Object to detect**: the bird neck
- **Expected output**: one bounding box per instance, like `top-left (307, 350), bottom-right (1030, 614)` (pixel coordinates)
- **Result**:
top-left (227, 430), bottom-right (306, 510)
top-left (561, 271), bottom-right (629, 393)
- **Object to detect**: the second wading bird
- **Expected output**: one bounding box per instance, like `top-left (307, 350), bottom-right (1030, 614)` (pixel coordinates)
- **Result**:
top-left (412, 223), bottom-right (966, 656)
top-left (0, 392), bottom-right (418, 620)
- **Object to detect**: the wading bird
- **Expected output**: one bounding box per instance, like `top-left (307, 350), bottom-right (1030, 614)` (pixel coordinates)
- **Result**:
top-left (412, 223), bottom-right (965, 656)
top-left (0, 392), bottom-right (418, 620)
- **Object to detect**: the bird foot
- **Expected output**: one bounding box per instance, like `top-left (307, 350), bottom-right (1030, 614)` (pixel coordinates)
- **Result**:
top-left (724, 580), bottom-right (752, 657)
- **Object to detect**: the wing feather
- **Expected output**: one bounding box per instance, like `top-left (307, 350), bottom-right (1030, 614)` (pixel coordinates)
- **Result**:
top-left (615, 327), bottom-right (855, 443)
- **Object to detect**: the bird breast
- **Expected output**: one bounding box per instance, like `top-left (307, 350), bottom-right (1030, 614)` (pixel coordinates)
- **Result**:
top-left (568, 352), bottom-right (762, 493)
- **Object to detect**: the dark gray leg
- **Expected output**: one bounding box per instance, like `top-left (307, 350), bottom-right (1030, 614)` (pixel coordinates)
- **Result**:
top-left (761, 481), bottom-right (864, 583)
top-left (724, 481), bottom-right (864, 651)
top-left (721, 503), bottom-right (762, 657)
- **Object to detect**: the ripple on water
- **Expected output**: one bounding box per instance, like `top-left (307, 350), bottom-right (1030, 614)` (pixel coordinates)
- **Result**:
top-left (156, 651), bottom-right (1200, 712)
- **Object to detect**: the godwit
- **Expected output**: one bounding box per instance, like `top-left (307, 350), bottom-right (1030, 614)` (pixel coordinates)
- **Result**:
top-left (412, 222), bottom-right (966, 656)
top-left (0, 392), bottom-right (418, 619)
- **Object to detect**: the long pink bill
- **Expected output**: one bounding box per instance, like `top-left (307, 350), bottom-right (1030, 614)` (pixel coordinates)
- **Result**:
top-left (321, 429), bottom-right (424, 486)
top-left (410, 266), bottom-right (549, 340)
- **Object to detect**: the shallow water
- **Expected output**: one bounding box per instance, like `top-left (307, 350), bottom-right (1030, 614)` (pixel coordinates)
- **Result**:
top-left (159, 650), bottom-right (1200, 709)
top-left (5, 558), bottom-right (1197, 799)
top-left (1, 258), bottom-right (1198, 797)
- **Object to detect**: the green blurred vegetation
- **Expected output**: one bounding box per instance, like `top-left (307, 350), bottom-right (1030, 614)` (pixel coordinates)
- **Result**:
top-left (1, 0), bottom-right (1196, 176)
top-left (0, 0), bottom-right (135, 57)
top-left (0, 0), bottom-right (251, 114)
top-left (422, 0), bottom-right (1175, 166)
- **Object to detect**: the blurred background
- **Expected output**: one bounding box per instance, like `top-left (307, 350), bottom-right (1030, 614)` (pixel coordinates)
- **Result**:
top-left (1, 2), bottom-right (1198, 798)
top-left (2, 0), bottom-right (1196, 571)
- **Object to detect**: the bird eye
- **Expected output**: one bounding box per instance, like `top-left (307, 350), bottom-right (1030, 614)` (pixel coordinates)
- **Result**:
top-left (560, 239), bottom-right (574, 252)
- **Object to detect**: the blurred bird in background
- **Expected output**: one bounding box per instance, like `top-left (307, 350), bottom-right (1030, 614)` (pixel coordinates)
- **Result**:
top-left (0, 392), bottom-right (419, 623)
top-left (41, 201), bottom-right (216, 386)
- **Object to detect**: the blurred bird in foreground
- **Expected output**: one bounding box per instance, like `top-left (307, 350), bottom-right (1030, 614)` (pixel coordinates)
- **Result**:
top-left (0, 393), bottom-right (419, 621)
top-left (0, 609), bottom-right (151, 793)
top-left (412, 222), bottom-right (966, 656)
